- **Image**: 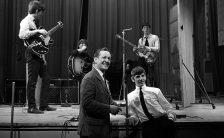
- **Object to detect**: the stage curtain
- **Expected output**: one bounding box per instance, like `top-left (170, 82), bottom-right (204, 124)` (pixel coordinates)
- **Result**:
top-left (87, 0), bottom-right (173, 95)
top-left (0, 0), bottom-right (176, 97)
top-left (1, 0), bottom-right (82, 80)
top-left (208, 0), bottom-right (224, 94)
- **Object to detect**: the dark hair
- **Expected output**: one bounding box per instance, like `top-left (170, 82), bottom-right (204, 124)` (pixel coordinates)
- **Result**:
top-left (93, 47), bottom-right (110, 58)
top-left (131, 66), bottom-right (146, 76)
top-left (28, 0), bottom-right (45, 14)
top-left (141, 22), bottom-right (151, 29)
top-left (77, 39), bottom-right (88, 47)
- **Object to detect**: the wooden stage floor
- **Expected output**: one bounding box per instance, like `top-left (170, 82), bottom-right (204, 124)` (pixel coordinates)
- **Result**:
top-left (0, 97), bottom-right (224, 138)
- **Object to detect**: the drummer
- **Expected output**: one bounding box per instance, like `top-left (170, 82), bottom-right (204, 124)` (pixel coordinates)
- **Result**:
top-left (72, 39), bottom-right (88, 56)
top-left (69, 39), bottom-right (93, 79)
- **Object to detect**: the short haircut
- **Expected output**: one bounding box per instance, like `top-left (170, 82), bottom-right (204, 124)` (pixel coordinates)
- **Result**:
top-left (141, 22), bottom-right (151, 29)
top-left (28, 0), bottom-right (45, 14)
top-left (78, 39), bottom-right (88, 46)
top-left (131, 66), bottom-right (146, 77)
top-left (93, 47), bottom-right (110, 58)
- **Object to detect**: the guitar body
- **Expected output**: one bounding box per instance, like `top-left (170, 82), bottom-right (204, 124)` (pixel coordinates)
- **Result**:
top-left (24, 34), bottom-right (52, 56)
top-left (24, 21), bottom-right (63, 57)
top-left (136, 47), bottom-right (157, 63)
top-left (115, 34), bottom-right (158, 63)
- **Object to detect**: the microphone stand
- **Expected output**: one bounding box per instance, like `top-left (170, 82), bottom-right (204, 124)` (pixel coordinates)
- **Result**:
top-left (10, 82), bottom-right (15, 138)
top-left (121, 29), bottom-right (129, 137)
top-left (182, 59), bottom-right (215, 109)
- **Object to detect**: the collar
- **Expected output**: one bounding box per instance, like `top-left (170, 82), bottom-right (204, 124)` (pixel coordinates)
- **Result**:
top-left (135, 85), bottom-right (146, 91)
top-left (143, 34), bottom-right (152, 39)
top-left (93, 66), bottom-right (104, 80)
top-left (27, 14), bottom-right (35, 21)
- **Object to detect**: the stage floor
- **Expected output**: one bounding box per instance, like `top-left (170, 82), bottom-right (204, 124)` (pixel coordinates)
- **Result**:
top-left (0, 99), bottom-right (224, 127)
top-left (0, 97), bottom-right (224, 138)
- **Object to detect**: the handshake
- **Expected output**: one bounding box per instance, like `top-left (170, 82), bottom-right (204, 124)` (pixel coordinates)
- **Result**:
top-left (110, 105), bottom-right (122, 115)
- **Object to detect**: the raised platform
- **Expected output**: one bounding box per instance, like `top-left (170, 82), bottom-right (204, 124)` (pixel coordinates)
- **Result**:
top-left (0, 99), bottom-right (224, 138)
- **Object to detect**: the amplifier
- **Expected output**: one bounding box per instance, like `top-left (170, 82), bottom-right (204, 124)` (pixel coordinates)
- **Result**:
top-left (4, 79), bottom-right (26, 104)
top-left (48, 79), bottom-right (79, 104)
top-left (48, 86), bottom-right (79, 104)
top-left (4, 79), bottom-right (80, 105)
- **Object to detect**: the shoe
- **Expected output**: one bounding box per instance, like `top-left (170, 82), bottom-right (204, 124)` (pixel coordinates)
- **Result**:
top-left (28, 107), bottom-right (44, 114)
top-left (39, 106), bottom-right (56, 111)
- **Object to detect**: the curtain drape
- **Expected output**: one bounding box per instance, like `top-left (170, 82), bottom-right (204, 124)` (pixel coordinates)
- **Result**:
top-left (208, 0), bottom-right (224, 94)
top-left (87, 0), bottom-right (172, 95)
top-left (0, 0), bottom-right (175, 97)
top-left (1, 0), bottom-right (82, 79)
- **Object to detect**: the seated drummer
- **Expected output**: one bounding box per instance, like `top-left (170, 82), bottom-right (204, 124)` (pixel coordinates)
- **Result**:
top-left (71, 39), bottom-right (93, 79)
top-left (72, 39), bottom-right (91, 58)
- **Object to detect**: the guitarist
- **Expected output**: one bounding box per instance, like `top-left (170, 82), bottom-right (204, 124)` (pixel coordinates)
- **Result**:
top-left (19, 0), bottom-right (56, 113)
top-left (134, 23), bottom-right (160, 87)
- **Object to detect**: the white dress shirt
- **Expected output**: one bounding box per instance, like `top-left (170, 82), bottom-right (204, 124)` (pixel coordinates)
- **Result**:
top-left (93, 66), bottom-right (105, 81)
top-left (138, 34), bottom-right (160, 52)
top-left (19, 14), bottom-right (37, 40)
top-left (128, 85), bottom-right (175, 123)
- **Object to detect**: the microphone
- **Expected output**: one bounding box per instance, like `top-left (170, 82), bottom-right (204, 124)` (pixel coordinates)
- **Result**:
top-left (123, 28), bottom-right (132, 31)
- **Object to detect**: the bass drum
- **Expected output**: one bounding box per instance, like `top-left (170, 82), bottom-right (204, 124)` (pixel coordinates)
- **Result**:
top-left (67, 55), bottom-right (92, 78)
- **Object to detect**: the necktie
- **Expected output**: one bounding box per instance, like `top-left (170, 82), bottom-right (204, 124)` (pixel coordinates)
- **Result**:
top-left (139, 87), bottom-right (154, 120)
top-left (103, 74), bottom-right (107, 88)
top-left (103, 74), bottom-right (111, 95)
top-left (145, 37), bottom-right (149, 46)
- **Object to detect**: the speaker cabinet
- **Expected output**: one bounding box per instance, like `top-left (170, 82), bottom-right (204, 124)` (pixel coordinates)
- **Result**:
top-left (4, 79), bottom-right (80, 105)
top-left (48, 87), bottom-right (79, 104)
top-left (4, 79), bottom-right (26, 104)
top-left (48, 79), bottom-right (79, 104)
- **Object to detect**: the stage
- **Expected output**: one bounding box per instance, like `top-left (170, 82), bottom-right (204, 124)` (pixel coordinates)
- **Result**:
top-left (0, 97), bottom-right (224, 138)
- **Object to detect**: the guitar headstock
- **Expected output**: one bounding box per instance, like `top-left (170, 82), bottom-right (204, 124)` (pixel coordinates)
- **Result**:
top-left (115, 34), bottom-right (122, 39)
top-left (57, 21), bottom-right (63, 28)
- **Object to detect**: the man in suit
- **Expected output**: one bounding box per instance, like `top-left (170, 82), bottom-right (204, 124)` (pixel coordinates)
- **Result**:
top-left (78, 47), bottom-right (122, 138)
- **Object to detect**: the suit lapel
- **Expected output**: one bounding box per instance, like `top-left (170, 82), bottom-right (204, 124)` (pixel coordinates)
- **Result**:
top-left (92, 68), bottom-right (111, 95)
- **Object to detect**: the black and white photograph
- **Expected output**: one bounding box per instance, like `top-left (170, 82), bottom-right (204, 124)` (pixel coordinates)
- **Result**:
top-left (0, 0), bottom-right (224, 138)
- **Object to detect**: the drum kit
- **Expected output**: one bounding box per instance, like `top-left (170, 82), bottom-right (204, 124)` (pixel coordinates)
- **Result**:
top-left (67, 54), bottom-right (92, 79)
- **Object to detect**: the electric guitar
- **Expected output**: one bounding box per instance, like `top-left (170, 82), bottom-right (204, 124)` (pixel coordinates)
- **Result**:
top-left (24, 21), bottom-right (63, 57)
top-left (115, 34), bottom-right (158, 63)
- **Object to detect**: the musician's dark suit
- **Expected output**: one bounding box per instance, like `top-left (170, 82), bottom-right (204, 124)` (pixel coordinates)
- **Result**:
top-left (78, 67), bottom-right (115, 138)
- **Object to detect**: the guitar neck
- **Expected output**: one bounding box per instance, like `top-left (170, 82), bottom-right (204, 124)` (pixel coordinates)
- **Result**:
top-left (122, 38), bottom-right (136, 48)
top-left (115, 34), bottom-right (137, 48)
top-left (47, 24), bottom-right (61, 36)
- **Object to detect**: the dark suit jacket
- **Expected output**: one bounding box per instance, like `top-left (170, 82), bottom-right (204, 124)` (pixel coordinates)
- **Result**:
top-left (78, 67), bottom-right (115, 138)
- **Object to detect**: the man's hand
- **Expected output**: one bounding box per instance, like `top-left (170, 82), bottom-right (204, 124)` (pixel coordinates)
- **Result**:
top-left (110, 105), bottom-right (122, 115)
top-left (38, 29), bottom-right (48, 35)
top-left (133, 47), bottom-right (138, 52)
top-left (128, 116), bottom-right (138, 126)
top-left (77, 45), bottom-right (87, 53)
top-left (168, 112), bottom-right (176, 121)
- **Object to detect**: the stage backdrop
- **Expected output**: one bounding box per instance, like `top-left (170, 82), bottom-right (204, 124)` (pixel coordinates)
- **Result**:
top-left (0, 0), bottom-right (177, 102)
top-left (86, 0), bottom-right (176, 97)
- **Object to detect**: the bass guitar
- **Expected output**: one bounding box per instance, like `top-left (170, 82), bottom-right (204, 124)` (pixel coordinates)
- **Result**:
top-left (115, 34), bottom-right (158, 63)
top-left (24, 21), bottom-right (63, 57)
